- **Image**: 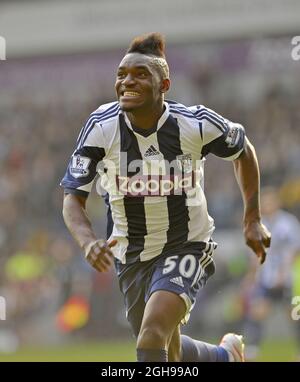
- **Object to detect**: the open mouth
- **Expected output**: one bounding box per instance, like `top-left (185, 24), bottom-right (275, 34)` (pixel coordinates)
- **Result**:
top-left (121, 91), bottom-right (141, 98)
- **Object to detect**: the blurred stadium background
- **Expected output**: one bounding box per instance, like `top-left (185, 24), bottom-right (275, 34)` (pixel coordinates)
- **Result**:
top-left (0, 0), bottom-right (300, 361)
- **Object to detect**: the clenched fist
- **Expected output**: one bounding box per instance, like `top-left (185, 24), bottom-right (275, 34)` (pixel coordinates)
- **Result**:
top-left (84, 239), bottom-right (118, 272)
top-left (244, 220), bottom-right (271, 264)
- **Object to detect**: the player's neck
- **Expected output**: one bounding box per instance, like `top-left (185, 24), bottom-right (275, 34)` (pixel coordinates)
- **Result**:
top-left (126, 102), bottom-right (165, 130)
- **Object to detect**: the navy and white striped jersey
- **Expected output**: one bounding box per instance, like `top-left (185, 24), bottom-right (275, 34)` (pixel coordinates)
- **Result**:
top-left (61, 100), bottom-right (245, 264)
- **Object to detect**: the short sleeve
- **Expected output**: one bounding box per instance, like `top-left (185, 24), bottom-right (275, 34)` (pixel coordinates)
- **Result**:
top-left (189, 105), bottom-right (245, 161)
top-left (60, 122), bottom-right (106, 197)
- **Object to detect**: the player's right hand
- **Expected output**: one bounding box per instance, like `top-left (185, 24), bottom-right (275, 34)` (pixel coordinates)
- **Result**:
top-left (243, 220), bottom-right (271, 265)
top-left (84, 239), bottom-right (117, 272)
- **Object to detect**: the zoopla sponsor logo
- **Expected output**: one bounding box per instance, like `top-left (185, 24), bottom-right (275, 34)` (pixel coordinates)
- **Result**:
top-left (116, 173), bottom-right (196, 197)
top-left (0, 296), bottom-right (6, 320)
top-left (95, 153), bottom-right (204, 205)
top-left (0, 36), bottom-right (6, 60)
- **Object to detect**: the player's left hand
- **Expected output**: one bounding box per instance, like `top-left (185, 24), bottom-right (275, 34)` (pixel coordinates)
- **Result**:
top-left (243, 220), bottom-right (271, 264)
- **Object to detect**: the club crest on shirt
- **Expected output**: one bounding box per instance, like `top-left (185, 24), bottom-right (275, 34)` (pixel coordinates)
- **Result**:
top-left (176, 153), bottom-right (193, 172)
top-left (70, 155), bottom-right (91, 178)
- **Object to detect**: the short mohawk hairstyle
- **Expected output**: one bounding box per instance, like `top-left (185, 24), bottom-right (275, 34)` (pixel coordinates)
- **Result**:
top-left (127, 32), bottom-right (166, 58)
top-left (126, 32), bottom-right (169, 79)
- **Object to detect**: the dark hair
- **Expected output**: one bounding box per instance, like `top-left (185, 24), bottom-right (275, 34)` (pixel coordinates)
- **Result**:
top-left (127, 32), bottom-right (166, 58)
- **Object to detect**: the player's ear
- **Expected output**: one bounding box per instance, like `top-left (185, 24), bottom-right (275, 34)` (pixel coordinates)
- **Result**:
top-left (160, 78), bottom-right (170, 93)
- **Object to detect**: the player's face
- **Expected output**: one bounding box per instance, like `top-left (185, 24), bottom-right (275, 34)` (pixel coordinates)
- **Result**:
top-left (115, 53), bottom-right (163, 112)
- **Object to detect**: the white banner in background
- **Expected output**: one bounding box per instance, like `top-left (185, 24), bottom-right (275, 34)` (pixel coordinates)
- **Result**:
top-left (1, 0), bottom-right (300, 57)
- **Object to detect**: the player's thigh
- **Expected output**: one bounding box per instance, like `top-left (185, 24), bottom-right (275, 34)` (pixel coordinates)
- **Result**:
top-left (115, 259), bottom-right (153, 338)
top-left (139, 290), bottom-right (186, 342)
top-left (146, 248), bottom-right (215, 326)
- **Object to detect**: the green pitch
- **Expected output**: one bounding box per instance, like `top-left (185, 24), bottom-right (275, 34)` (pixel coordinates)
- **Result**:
top-left (0, 339), bottom-right (298, 362)
top-left (0, 341), bottom-right (136, 362)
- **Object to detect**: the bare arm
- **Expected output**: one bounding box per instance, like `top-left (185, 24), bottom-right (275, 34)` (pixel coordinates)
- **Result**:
top-left (62, 193), bottom-right (117, 272)
top-left (63, 193), bottom-right (96, 249)
top-left (233, 137), bottom-right (271, 264)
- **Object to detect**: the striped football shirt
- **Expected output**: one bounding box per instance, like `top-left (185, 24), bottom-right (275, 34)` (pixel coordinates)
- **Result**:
top-left (61, 100), bottom-right (245, 264)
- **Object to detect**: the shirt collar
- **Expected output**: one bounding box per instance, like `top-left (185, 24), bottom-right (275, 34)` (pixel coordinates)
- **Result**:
top-left (123, 101), bottom-right (170, 132)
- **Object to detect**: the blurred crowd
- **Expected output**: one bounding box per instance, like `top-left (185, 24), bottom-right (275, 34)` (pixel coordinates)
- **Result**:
top-left (0, 41), bottom-right (300, 350)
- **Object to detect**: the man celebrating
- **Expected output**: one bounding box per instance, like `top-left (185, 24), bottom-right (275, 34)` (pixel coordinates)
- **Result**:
top-left (61, 33), bottom-right (271, 362)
